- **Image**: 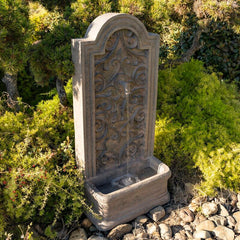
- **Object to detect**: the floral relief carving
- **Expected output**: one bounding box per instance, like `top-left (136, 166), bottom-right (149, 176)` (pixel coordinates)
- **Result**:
top-left (94, 29), bottom-right (148, 173)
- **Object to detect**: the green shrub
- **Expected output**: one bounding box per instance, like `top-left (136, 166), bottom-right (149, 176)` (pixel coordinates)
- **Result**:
top-left (0, 81), bottom-right (88, 238)
top-left (155, 60), bottom-right (240, 195)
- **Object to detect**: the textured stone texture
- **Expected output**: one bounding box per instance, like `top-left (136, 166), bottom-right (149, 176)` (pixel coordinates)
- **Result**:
top-left (72, 13), bottom-right (171, 231)
top-left (107, 224), bottom-right (132, 240)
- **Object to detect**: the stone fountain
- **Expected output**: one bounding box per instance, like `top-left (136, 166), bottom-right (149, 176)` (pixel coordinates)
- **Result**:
top-left (71, 13), bottom-right (171, 231)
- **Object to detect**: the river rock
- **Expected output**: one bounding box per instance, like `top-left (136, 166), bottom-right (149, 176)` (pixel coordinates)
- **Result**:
top-left (213, 226), bottom-right (235, 240)
top-left (179, 208), bottom-right (195, 223)
top-left (134, 215), bottom-right (149, 225)
top-left (219, 204), bottom-right (229, 217)
top-left (82, 218), bottom-right (93, 229)
top-left (183, 224), bottom-right (193, 232)
top-left (148, 206), bottom-right (165, 222)
top-left (132, 227), bottom-right (146, 236)
top-left (69, 228), bottom-right (87, 240)
top-left (202, 202), bottom-right (218, 216)
top-left (174, 231), bottom-right (187, 240)
top-left (193, 230), bottom-right (211, 239)
top-left (159, 223), bottom-right (172, 240)
top-left (122, 233), bottom-right (135, 240)
top-left (234, 221), bottom-right (240, 234)
top-left (233, 211), bottom-right (240, 222)
top-left (107, 224), bottom-right (132, 240)
top-left (226, 216), bottom-right (236, 228)
top-left (146, 223), bottom-right (159, 235)
top-left (235, 236), bottom-right (240, 240)
top-left (196, 220), bottom-right (216, 232)
top-left (209, 215), bottom-right (227, 226)
top-left (193, 214), bottom-right (207, 225)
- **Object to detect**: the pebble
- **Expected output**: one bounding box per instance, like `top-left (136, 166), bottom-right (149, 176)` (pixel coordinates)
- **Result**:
top-left (174, 231), bottom-right (186, 240)
top-left (146, 222), bottom-right (159, 235)
top-left (202, 202), bottom-right (218, 216)
top-left (159, 223), bottom-right (172, 240)
top-left (69, 228), bottom-right (87, 240)
top-left (226, 215), bottom-right (236, 228)
top-left (213, 226), bottom-right (235, 240)
top-left (122, 233), bottom-right (135, 240)
top-left (148, 205), bottom-right (166, 222)
top-left (73, 192), bottom-right (240, 240)
top-left (82, 218), bottom-right (93, 229)
top-left (193, 214), bottom-right (207, 225)
top-left (233, 211), bottom-right (240, 222)
top-left (209, 215), bottom-right (227, 226)
top-left (219, 204), bottom-right (229, 217)
top-left (134, 215), bottom-right (148, 225)
top-left (234, 221), bottom-right (240, 233)
top-left (193, 230), bottom-right (211, 239)
top-left (107, 224), bottom-right (132, 240)
top-left (179, 208), bottom-right (195, 223)
top-left (196, 220), bottom-right (216, 232)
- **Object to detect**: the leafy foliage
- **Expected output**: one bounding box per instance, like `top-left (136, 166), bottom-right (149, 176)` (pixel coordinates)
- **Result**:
top-left (0, 81), bottom-right (88, 238)
top-left (156, 60), bottom-right (240, 195)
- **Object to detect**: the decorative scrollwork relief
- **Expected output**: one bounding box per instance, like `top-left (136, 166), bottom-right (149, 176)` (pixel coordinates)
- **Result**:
top-left (94, 29), bottom-right (148, 173)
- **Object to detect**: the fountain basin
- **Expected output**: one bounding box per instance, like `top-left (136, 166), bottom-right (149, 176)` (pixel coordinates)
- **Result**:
top-left (85, 156), bottom-right (171, 231)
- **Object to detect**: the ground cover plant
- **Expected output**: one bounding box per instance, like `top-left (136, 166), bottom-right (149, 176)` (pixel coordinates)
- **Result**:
top-left (0, 81), bottom-right (90, 239)
top-left (155, 60), bottom-right (240, 195)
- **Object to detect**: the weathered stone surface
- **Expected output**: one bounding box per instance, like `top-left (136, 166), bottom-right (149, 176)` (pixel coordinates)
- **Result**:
top-left (179, 208), bottom-right (195, 223)
top-left (159, 223), bottom-right (172, 240)
top-left (202, 202), bottom-right (218, 216)
top-left (107, 224), bottom-right (132, 240)
top-left (196, 220), bottom-right (216, 232)
top-left (193, 230), bottom-right (211, 239)
top-left (72, 12), bottom-right (171, 231)
top-left (233, 211), bottom-right (240, 222)
top-left (213, 226), bottom-right (235, 240)
top-left (235, 236), bottom-right (240, 240)
top-left (175, 231), bottom-right (187, 240)
top-left (148, 206), bottom-right (165, 222)
top-left (69, 228), bottom-right (87, 240)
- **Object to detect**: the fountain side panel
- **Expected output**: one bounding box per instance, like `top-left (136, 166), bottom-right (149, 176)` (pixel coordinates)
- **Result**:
top-left (72, 13), bottom-right (171, 230)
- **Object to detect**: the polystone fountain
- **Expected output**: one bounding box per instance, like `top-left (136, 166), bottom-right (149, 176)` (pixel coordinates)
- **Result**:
top-left (71, 13), bottom-right (171, 231)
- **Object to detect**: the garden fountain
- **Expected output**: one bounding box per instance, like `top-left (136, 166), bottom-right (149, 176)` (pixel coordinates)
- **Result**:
top-left (71, 13), bottom-right (171, 231)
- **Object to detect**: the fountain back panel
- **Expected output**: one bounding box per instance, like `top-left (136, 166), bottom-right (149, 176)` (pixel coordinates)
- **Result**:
top-left (72, 13), bottom-right (171, 230)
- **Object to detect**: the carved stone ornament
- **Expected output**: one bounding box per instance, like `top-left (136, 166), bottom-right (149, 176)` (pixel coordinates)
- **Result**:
top-left (72, 13), bottom-right (171, 231)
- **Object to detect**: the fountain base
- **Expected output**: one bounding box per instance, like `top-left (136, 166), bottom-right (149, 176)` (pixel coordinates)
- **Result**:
top-left (85, 157), bottom-right (171, 231)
